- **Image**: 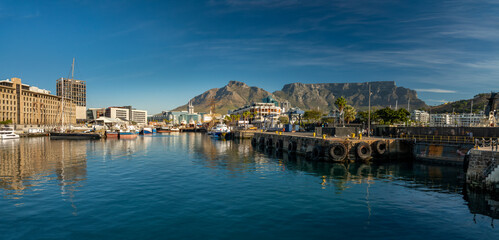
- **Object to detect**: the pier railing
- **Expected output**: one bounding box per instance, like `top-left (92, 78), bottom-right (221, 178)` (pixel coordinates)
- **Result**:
top-left (399, 135), bottom-right (499, 146)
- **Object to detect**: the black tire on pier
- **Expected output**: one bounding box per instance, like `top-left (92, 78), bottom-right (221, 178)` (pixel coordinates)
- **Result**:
top-left (266, 138), bottom-right (273, 149)
top-left (312, 145), bottom-right (322, 159)
top-left (328, 143), bottom-right (347, 162)
top-left (275, 140), bottom-right (283, 150)
top-left (251, 138), bottom-right (257, 146)
top-left (288, 141), bottom-right (297, 152)
top-left (259, 137), bottom-right (265, 146)
top-left (356, 142), bottom-right (372, 161)
top-left (373, 140), bottom-right (387, 156)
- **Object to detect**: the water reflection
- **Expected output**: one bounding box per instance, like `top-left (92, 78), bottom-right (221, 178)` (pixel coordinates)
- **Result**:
top-left (193, 136), bottom-right (499, 222)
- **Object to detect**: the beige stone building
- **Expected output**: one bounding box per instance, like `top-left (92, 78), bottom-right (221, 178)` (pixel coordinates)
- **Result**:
top-left (0, 77), bottom-right (76, 125)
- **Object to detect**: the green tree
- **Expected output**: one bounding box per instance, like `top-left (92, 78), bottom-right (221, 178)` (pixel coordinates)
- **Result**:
top-left (278, 116), bottom-right (289, 124)
top-left (344, 105), bottom-right (357, 124)
top-left (357, 111), bottom-right (368, 123)
top-left (334, 96), bottom-right (347, 112)
top-left (0, 119), bottom-right (13, 125)
top-left (335, 96), bottom-right (347, 125)
top-left (303, 110), bottom-right (322, 123)
top-left (375, 107), bottom-right (409, 124)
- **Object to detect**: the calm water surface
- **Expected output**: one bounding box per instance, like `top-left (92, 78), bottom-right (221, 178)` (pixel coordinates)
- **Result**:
top-left (1, 133), bottom-right (498, 239)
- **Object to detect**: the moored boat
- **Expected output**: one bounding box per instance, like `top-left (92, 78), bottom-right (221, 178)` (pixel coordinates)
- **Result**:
top-left (119, 131), bottom-right (138, 139)
top-left (140, 127), bottom-right (153, 135)
top-left (106, 131), bottom-right (119, 139)
top-left (209, 124), bottom-right (229, 138)
top-left (49, 132), bottom-right (101, 140)
top-left (0, 127), bottom-right (20, 139)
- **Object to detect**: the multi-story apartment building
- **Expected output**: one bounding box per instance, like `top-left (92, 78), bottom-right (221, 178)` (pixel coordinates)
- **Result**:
top-left (105, 107), bottom-right (130, 121)
top-left (411, 110), bottom-right (430, 123)
top-left (56, 78), bottom-right (86, 121)
top-left (229, 102), bottom-right (282, 123)
top-left (0, 78), bottom-right (76, 125)
top-left (131, 110), bottom-right (147, 125)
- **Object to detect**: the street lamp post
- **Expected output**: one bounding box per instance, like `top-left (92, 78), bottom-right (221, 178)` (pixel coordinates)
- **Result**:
top-left (368, 83), bottom-right (371, 137)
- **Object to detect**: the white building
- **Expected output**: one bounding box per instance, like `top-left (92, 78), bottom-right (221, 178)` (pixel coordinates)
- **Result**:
top-left (229, 102), bottom-right (282, 124)
top-left (429, 114), bottom-right (452, 127)
top-left (105, 107), bottom-right (129, 121)
top-left (452, 113), bottom-right (483, 127)
top-left (411, 110), bottom-right (430, 123)
top-left (132, 110), bottom-right (148, 126)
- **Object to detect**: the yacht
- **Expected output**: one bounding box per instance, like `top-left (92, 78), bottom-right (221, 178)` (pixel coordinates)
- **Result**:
top-left (210, 124), bottom-right (229, 137)
top-left (0, 127), bottom-right (20, 139)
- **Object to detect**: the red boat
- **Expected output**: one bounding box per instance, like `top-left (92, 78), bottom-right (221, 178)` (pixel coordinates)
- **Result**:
top-left (119, 132), bottom-right (138, 139)
top-left (106, 132), bottom-right (119, 138)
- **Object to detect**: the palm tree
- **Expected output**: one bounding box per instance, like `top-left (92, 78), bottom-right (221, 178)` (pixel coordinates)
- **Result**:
top-left (335, 96), bottom-right (347, 126)
top-left (242, 111), bottom-right (251, 129)
top-left (344, 105), bottom-right (357, 124)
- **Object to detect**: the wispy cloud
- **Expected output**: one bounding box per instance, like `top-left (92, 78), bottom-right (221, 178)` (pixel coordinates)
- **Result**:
top-left (415, 89), bottom-right (457, 93)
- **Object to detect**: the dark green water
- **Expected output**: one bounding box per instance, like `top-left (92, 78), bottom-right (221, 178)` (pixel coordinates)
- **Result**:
top-left (0, 133), bottom-right (498, 239)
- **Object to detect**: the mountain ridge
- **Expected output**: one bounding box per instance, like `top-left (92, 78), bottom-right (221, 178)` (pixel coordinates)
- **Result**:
top-left (173, 80), bottom-right (428, 114)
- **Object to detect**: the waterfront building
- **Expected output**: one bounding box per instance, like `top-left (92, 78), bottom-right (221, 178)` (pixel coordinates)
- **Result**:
top-left (429, 114), bottom-right (452, 127)
top-left (0, 77), bottom-right (76, 125)
top-left (56, 77), bottom-right (86, 122)
top-left (452, 113), bottom-right (484, 127)
top-left (132, 110), bottom-right (147, 126)
top-left (188, 100), bottom-right (194, 114)
top-left (411, 110), bottom-right (430, 123)
top-left (86, 108), bottom-right (106, 121)
top-left (228, 97), bottom-right (282, 126)
top-left (105, 107), bottom-right (129, 121)
top-left (280, 101), bottom-right (291, 113)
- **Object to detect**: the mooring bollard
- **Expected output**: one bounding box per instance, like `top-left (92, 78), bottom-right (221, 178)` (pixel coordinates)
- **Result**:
top-left (313, 132), bottom-right (316, 137)
top-left (323, 134), bottom-right (326, 139)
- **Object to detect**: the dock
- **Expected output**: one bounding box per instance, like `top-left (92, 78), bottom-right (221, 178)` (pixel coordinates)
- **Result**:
top-left (252, 132), bottom-right (411, 162)
top-left (466, 147), bottom-right (499, 193)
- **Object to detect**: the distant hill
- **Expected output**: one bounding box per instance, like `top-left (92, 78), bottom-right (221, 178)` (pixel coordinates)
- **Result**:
top-left (173, 81), bottom-right (271, 114)
top-left (172, 80), bottom-right (428, 114)
top-left (430, 93), bottom-right (491, 114)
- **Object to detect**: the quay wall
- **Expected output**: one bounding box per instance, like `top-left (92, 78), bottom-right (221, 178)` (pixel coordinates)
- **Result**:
top-left (252, 132), bottom-right (411, 162)
top-left (466, 149), bottom-right (499, 193)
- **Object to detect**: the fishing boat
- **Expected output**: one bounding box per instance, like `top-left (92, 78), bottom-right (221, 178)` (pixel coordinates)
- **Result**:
top-left (119, 131), bottom-right (138, 139)
top-left (157, 126), bottom-right (173, 133)
top-left (0, 127), bottom-right (20, 139)
top-left (105, 131), bottom-right (119, 139)
top-left (140, 127), bottom-right (153, 135)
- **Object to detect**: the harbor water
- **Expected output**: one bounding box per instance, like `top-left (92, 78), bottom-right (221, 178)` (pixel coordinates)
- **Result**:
top-left (1, 133), bottom-right (498, 239)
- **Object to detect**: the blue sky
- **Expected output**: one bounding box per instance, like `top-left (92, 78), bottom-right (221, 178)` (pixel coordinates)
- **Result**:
top-left (1, 0), bottom-right (498, 114)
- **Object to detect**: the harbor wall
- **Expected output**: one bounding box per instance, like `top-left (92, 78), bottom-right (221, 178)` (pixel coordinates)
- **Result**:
top-left (375, 126), bottom-right (499, 138)
top-left (466, 149), bottom-right (499, 193)
top-left (252, 132), bottom-right (412, 162)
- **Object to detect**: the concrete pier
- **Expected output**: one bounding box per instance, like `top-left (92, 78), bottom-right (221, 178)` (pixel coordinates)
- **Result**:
top-left (252, 132), bottom-right (411, 162)
top-left (466, 148), bottom-right (499, 193)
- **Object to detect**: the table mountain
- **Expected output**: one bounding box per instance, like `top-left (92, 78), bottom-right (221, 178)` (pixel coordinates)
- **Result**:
top-left (273, 81), bottom-right (427, 112)
top-left (172, 80), bottom-right (427, 114)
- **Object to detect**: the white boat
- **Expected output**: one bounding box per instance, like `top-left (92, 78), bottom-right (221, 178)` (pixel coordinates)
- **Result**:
top-left (0, 127), bottom-right (20, 139)
top-left (210, 124), bottom-right (229, 137)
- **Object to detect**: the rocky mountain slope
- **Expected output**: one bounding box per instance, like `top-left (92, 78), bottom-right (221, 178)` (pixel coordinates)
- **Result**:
top-left (430, 93), bottom-right (491, 114)
top-left (273, 81), bottom-right (426, 112)
top-left (173, 80), bottom-right (428, 114)
top-left (173, 81), bottom-right (271, 114)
